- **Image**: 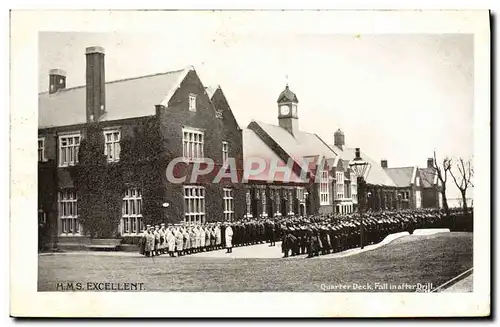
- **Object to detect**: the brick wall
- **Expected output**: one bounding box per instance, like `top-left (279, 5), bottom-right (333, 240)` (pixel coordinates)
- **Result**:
top-left (158, 70), bottom-right (244, 222)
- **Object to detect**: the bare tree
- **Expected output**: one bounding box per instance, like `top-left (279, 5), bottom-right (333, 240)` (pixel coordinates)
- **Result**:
top-left (432, 151), bottom-right (452, 215)
top-left (450, 157), bottom-right (474, 214)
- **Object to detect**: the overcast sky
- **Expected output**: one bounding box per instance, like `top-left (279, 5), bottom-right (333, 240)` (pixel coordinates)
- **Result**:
top-left (39, 18), bottom-right (473, 199)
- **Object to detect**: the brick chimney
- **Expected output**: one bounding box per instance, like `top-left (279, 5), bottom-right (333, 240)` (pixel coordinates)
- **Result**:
top-left (381, 159), bottom-right (388, 169)
top-left (49, 69), bottom-right (66, 94)
top-left (427, 157), bottom-right (434, 168)
top-left (85, 46), bottom-right (106, 122)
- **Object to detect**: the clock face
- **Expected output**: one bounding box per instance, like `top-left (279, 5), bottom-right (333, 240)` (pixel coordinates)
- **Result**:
top-left (280, 105), bottom-right (290, 115)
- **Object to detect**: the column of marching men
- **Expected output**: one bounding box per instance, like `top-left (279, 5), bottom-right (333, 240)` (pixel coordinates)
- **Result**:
top-left (138, 207), bottom-right (472, 258)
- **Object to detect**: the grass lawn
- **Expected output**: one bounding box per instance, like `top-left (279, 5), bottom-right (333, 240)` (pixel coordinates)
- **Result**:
top-left (38, 232), bottom-right (472, 292)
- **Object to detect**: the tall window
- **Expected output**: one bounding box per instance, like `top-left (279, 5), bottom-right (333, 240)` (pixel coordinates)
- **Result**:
top-left (245, 189), bottom-right (252, 217)
top-left (296, 187), bottom-right (305, 202)
top-left (320, 170), bottom-right (330, 205)
top-left (58, 189), bottom-right (79, 235)
top-left (352, 184), bottom-right (358, 202)
top-left (184, 186), bottom-right (205, 223)
top-left (261, 189), bottom-right (267, 217)
top-left (274, 190), bottom-right (281, 216)
top-left (182, 128), bottom-right (204, 161)
top-left (59, 133), bottom-right (80, 167)
top-left (416, 176), bottom-right (420, 187)
top-left (415, 190), bottom-right (422, 208)
top-left (287, 189), bottom-right (294, 215)
top-left (104, 130), bottom-right (121, 163)
top-left (38, 210), bottom-right (47, 224)
top-left (223, 188), bottom-right (234, 221)
top-left (189, 93), bottom-right (197, 112)
top-left (336, 172), bottom-right (344, 200)
top-left (122, 188), bottom-right (143, 235)
top-left (345, 183), bottom-right (351, 199)
top-left (38, 137), bottom-right (45, 162)
top-left (222, 141), bottom-right (229, 166)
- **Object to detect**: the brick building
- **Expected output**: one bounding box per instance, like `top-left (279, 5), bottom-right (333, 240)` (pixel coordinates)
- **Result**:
top-left (242, 86), bottom-right (357, 217)
top-left (38, 46), bottom-right (245, 244)
top-left (330, 130), bottom-right (443, 211)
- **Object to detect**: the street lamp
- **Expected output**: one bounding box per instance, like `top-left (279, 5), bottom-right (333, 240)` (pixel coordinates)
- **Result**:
top-left (349, 148), bottom-right (369, 249)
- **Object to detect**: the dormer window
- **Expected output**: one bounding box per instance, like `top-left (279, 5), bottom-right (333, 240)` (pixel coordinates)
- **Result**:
top-left (189, 94), bottom-right (197, 112)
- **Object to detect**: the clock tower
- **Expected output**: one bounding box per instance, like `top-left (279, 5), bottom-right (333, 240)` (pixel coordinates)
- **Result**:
top-left (277, 85), bottom-right (299, 136)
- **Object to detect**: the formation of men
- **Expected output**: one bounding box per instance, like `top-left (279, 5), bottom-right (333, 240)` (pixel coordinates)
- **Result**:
top-left (280, 207), bottom-right (472, 258)
top-left (138, 219), bottom-right (280, 257)
top-left (139, 222), bottom-right (226, 257)
top-left (138, 207), bottom-right (472, 258)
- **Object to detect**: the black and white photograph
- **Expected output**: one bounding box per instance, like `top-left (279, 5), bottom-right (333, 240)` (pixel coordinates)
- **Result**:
top-left (10, 9), bottom-right (490, 317)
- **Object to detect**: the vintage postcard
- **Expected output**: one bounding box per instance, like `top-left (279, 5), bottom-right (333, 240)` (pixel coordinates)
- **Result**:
top-left (10, 9), bottom-right (490, 317)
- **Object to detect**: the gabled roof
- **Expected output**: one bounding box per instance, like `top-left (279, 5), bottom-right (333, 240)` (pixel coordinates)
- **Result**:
top-left (337, 147), bottom-right (397, 187)
top-left (419, 167), bottom-right (438, 188)
top-left (253, 121), bottom-right (338, 162)
top-left (38, 67), bottom-right (191, 128)
top-left (242, 128), bottom-right (307, 183)
top-left (385, 167), bottom-right (416, 187)
top-left (205, 85), bottom-right (219, 100)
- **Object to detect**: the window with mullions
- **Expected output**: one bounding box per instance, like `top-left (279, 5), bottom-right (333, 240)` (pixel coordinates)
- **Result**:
top-left (122, 188), bottom-right (143, 235)
top-left (184, 185), bottom-right (205, 223)
top-left (320, 170), bottom-right (330, 205)
top-left (182, 128), bottom-right (204, 161)
top-left (58, 189), bottom-right (80, 235)
top-left (223, 188), bottom-right (234, 221)
top-left (104, 130), bottom-right (121, 163)
top-left (59, 134), bottom-right (80, 167)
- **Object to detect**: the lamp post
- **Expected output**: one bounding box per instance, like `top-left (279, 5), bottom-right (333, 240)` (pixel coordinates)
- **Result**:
top-left (349, 148), bottom-right (369, 249)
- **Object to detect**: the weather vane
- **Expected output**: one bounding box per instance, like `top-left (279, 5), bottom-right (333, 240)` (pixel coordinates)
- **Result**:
top-left (285, 73), bottom-right (289, 87)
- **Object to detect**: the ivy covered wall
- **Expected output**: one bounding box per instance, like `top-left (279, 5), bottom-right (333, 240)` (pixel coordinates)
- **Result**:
top-left (71, 117), bottom-right (166, 238)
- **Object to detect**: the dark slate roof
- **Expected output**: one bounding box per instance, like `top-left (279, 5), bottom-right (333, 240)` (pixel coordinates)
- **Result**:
top-left (385, 167), bottom-right (416, 187)
top-left (38, 67), bottom-right (191, 128)
top-left (242, 128), bottom-right (307, 183)
top-left (419, 167), bottom-right (438, 188)
top-left (255, 121), bottom-right (338, 161)
top-left (330, 145), bottom-right (397, 187)
top-left (277, 85), bottom-right (298, 103)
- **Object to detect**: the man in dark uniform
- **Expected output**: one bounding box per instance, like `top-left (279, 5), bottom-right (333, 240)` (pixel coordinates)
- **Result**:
top-left (307, 226), bottom-right (318, 258)
top-left (233, 222), bottom-right (240, 247)
top-left (221, 221), bottom-right (226, 248)
top-left (269, 220), bottom-right (276, 246)
top-left (281, 226), bottom-right (291, 258)
top-left (259, 221), bottom-right (265, 244)
top-left (298, 225), bottom-right (307, 254)
top-left (319, 225), bottom-right (329, 255)
top-left (290, 226), bottom-right (300, 256)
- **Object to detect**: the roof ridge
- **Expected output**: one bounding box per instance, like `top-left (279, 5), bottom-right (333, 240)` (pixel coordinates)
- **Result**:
top-left (38, 67), bottom-right (186, 95)
top-left (314, 133), bottom-right (338, 157)
top-left (258, 121), bottom-right (323, 137)
top-left (386, 166), bottom-right (416, 170)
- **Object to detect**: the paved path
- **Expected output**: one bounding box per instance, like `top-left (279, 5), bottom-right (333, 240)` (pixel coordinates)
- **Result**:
top-left (39, 230), bottom-right (450, 259)
top-left (190, 243), bottom-right (284, 258)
